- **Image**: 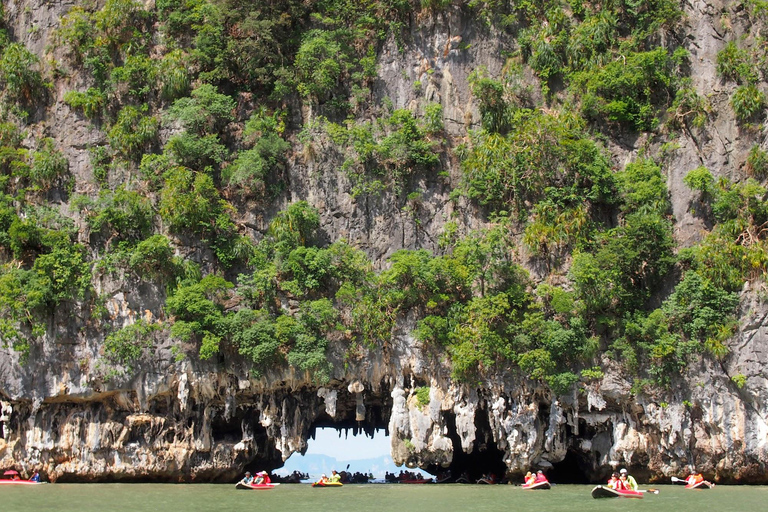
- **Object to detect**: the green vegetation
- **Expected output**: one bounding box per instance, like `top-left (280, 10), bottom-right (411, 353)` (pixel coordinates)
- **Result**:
top-left (324, 106), bottom-right (440, 196)
top-left (0, 42), bottom-right (47, 109)
top-left (103, 319), bottom-right (162, 375)
top-left (415, 386), bottom-right (430, 407)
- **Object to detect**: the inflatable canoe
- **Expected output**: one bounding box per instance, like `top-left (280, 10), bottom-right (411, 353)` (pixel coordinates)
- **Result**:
top-left (236, 482), bottom-right (280, 490)
top-left (522, 481), bottom-right (551, 490)
top-left (591, 485), bottom-right (643, 499)
top-left (400, 479), bottom-right (433, 484)
top-left (312, 481), bottom-right (343, 487)
top-left (686, 480), bottom-right (713, 490)
top-left (0, 480), bottom-right (47, 486)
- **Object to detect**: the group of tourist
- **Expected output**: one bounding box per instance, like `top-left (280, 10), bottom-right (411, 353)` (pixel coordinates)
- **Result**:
top-left (384, 470), bottom-right (430, 483)
top-left (523, 470), bottom-right (550, 486)
top-left (602, 465), bottom-right (712, 490)
top-left (605, 468), bottom-right (638, 490)
top-left (237, 464), bottom-right (714, 487)
top-left (1, 470), bottom-right (40, 481)
top-left (315, 469), bottom-right (343, 485)
top-left (239, 470), bottom-right (271, 486)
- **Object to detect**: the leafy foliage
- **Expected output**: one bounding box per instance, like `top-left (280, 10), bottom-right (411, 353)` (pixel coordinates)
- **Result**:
top-left (222, 108), bottom-right (290, 193)
top-left (0, 42), bottom-right (47, 107)
top-left (103, 319), bottom-right (161, 372)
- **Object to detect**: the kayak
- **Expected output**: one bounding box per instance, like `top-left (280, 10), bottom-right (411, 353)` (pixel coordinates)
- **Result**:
top-left (312, 481), bottom-right (343, 487)
top-left (686, 480), bottom-right (713, 490)
top-left (400, 479), bottom-right (433, 484)
top-left (591, 485), bottom-right (643, 499)
top-left (0, 480), bottom-right (47, 486)
top-left (235, 482), bottom-right (280, 490)
top-left (522, 481), bottom-right (551, 490)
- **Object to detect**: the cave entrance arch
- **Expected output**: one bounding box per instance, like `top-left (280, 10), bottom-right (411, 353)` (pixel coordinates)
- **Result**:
top-left (277, 426), bottom-right (398, 481)
top-left (268, 385), bottom-right (395, 481)
top-left (431, 406), bottom-right (507, 483)
top-left (548, 448), bottom-right (594, 483)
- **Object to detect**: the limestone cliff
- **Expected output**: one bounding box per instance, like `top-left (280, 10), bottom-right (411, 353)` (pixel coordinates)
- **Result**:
top-left (1, 0), bottom-right (767, 484)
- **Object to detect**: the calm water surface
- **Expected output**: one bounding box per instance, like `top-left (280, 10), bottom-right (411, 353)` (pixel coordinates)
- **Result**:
top-left (2, 483), bottom-right (766, 512)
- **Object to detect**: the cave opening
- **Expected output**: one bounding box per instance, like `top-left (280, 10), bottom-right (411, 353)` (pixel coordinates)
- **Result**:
top-left (269, 386), bottom-right (395, 480)
top-left (432, 408), bottom-right (507, 483)
top-left (548, 448), bottom-right (595, 483)
top-left (276, 426), bottom-right (397, 481)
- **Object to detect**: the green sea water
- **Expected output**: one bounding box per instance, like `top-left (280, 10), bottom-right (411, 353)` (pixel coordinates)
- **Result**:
top-left (1, 483), bottom-right (766, 512)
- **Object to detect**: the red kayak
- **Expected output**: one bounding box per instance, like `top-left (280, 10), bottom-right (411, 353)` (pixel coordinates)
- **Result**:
top-left (0, 480), bottom-right (46, 486)
top-left (591, 485), bottom-right (643, 499)
top-left (235, 482), bottom-right (280, 490)
top-left (686, 480), bottom-right (713, 489)
top-left (522, 481), bottom-right (551, 490)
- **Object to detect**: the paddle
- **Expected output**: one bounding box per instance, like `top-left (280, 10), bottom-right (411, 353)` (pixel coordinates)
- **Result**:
top-left (639, 489), bottom-right (660, 494)
top-left (671, 477), bottom-right (688, 485)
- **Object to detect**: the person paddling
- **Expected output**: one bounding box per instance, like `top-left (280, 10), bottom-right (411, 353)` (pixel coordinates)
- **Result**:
top-left (534, 470), bottom-right (549, 484)
top-left (619, 468), bottom-right (638, 491)
top-left (684, 466), bottom-right (713, 487)
top-left (240, 471), bottom-right (254, 485)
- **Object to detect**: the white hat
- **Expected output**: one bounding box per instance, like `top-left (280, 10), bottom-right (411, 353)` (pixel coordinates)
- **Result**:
top-left (620, 468), bottom-right (628, 474)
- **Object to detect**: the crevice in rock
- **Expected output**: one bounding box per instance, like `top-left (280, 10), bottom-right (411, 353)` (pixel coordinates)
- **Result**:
top-left (436, 406), bottom-right (506, 482)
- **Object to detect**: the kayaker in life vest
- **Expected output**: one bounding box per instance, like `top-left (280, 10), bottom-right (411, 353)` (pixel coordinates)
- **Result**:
top-left (329, 470), bottom-right (341, 483)
top-left (534, 470), bottom-right (549, 483)
top-left (685, 466), bottom-right (712, 487)
top-left (607, 472), bottom-right (626, 490)
top-left (524, 471), bottom-right (535, 486)
top-left (619, 468), bottom-right (638, 491)
top-left (253, 471), bottom-right (270, 484)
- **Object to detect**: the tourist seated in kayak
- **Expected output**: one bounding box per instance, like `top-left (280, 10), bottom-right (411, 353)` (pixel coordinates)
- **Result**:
top-left (317, 474), bottom-right (329, 485)
top-left (607, 472), bottom-right (626, 490)
top-left (534, 470), bottom-right (549, 483)
top-left (684, 466), bottom-right (713, 487)
top-left (29, 471), bottom-right (40, 482)
top-left (240, 471), bottom-right (254, 485)
top-left (329, 470), bottom-right (341, 483)
top-left (253, 471), bottom-right (270, 484)
top-left (619, 468), bottom-right (638, 491)
top-left (524, 471), bottom-right (535, 486)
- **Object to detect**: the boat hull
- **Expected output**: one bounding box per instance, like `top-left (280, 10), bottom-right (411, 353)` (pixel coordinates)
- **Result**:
top-left (522, 481), bottom-right (551, 490)
top-left (235, 482), bottom-right (279, 490)
top-left (591, 485), bottom-right (643, 499)
top-left (686, 481), bottom-right (713, 490)
top-left (312, 482), bottom-right (343, 487)
top-left (0, 480), bottom-right (46, 486)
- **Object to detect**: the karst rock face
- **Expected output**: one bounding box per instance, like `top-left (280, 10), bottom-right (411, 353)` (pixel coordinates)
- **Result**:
top-left (1, 0), bottom-right (767, 483)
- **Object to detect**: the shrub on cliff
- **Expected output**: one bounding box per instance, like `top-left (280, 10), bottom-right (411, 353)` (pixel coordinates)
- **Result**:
top-left (166, 274), bottom-right (233, 359)
top-left (103, 319), bottom-right (162, 376)
top-left (0, 42), bottom-right (47, 110)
